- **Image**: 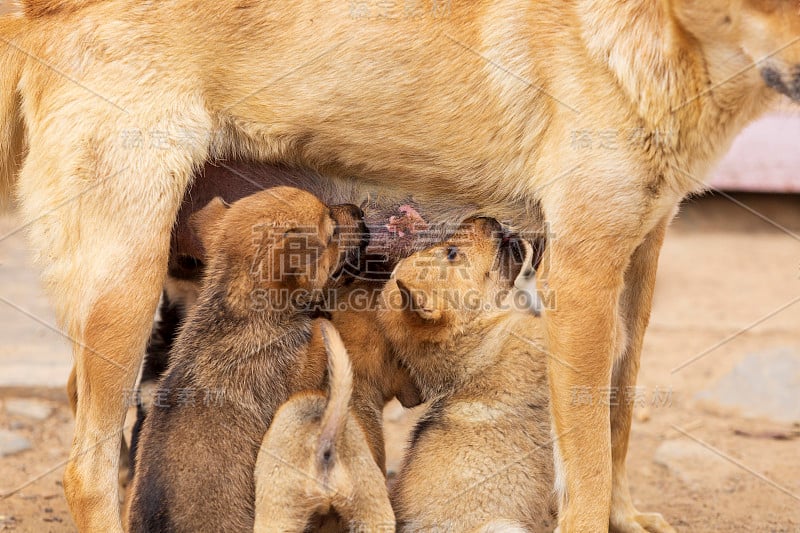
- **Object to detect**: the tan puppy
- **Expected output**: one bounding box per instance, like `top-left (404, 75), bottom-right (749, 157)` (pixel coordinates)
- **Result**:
top-left (253, 320), bottom-right (395, 533)
top-left (378, 217), bottom-right (554, 532)
top-left (126, 187), bottom-right (366, 532)
top-left (2, 1), bottom-right (799, 530)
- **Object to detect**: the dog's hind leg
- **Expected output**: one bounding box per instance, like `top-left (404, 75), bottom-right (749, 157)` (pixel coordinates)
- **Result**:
top-left (17, 130), bottom-right (201, 531)
top-left (333, 452), bottom-right (395, 532)
top-left (69, 363), bottom-right (133, 493)
top-left (538, 184), bottom-right (675, 532)
top-left (609, 218), bottom-right (675, 533)
top-left (253, 431), bottom-right (318, 533)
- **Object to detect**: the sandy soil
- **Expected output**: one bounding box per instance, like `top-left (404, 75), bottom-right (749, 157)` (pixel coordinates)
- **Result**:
top-left (1, 193), bottom-right (799, 532)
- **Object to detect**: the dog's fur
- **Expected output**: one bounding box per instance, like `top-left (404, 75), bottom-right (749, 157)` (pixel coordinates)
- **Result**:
top-left (2, 1), bottom-right (799, 530)
top-left (253, 320), bottom-right (395, 533)
top-left (378, 217), bottom-right (554, 532)
top-left (126, 187), bottom-right (367, 532)
top-left (126, 291), bottom-right (186, 483)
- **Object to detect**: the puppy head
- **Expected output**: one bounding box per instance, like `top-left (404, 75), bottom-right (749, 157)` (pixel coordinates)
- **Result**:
top-left (672, 0), bottom-right (800, 102)
top-left (190, 187), bottom-right (366, 313)
top-left (379, 217), bottom-right (533, 346)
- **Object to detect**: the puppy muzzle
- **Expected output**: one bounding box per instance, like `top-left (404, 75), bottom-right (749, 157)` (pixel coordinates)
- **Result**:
top-left (330, 204), bottom-right (370, 281)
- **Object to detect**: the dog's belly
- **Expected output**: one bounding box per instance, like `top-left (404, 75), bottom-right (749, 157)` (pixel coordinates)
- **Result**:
top-left (170, 160), bottom-right (488, 277)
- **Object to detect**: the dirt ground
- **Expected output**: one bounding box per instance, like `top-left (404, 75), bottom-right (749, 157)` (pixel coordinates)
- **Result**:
top-left (1, 193), bottom-right (799, 532)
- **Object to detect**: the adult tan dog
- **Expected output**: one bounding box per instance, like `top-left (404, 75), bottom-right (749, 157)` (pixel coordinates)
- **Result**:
top-left (379, 217), bottom-right (555, 532)
top-left (253, 321), bottom-right (395, 533)
top-left (1, 1), bottom-right (798, 531)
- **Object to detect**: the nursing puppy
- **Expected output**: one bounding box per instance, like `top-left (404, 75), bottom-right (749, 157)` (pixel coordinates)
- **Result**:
top-left (126, 187), bottom-right (367, 533)
top-left (253, 320), bottom-right (395, 533)
top-left (327, 279), bottom-right (421, 472)
top-left (379, 218), bottom-right (555, 533)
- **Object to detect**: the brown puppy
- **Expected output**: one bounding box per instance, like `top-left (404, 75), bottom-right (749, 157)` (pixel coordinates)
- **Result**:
top-left (253, 320), bottom-right (395, 533)
top-left (126, 187), bottom-right (366, 533)
top-left (2, 1), bottom-right (800, 530)
top-left (128, 251), bottom-right (417, 532)
top-left (327, 279), bottom-right (421, 472)
top-left (379, 218), bottom-right (554, 532)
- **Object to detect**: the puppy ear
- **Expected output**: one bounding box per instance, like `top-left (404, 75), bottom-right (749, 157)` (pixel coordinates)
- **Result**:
top-left (513, 239), bottom-right (542, 316)
top-left (280, 228), bottom-right (328, 290)
top-left (189, 197), bottom-right (230, 256)
top-left (512, 239), bottom-right (535, 287)
top-left (396, 279), bottom-right (442, 321)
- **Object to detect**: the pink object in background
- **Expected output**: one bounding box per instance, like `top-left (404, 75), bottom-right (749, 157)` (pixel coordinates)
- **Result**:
top-left (710, 113), bottom-right (800, 193)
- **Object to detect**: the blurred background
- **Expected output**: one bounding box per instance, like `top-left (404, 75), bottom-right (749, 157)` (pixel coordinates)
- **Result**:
top-left (0, 1), bottom-right (798, 531)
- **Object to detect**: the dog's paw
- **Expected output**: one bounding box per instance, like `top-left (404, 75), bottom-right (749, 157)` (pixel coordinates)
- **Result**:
top-left (610, 510), bottom-right (676, 533)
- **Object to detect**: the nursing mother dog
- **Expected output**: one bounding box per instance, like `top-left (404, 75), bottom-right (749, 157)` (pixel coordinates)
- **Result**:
top-left (1, 1), bottom-right (799, 531)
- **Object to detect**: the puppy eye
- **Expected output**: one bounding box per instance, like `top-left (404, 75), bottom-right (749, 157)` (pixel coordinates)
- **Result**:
top-left (446, 246), bottom-right (458, 261)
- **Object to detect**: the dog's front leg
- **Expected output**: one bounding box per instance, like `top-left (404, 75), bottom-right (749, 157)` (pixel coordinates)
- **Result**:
top-left (609, 218), bottom-right (675, 533)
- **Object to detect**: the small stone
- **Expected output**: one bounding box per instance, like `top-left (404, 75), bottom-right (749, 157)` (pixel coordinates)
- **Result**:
top-left (5, 398), bottom-right (53, 420)
top-left (654, 439), bottom-right (737, 489)
top-left (635, 406), bottom-right (651, 423)
top-left (696, 348), bottom-right (800, 423)
top-left (0, 429), bottom-right (32, 457)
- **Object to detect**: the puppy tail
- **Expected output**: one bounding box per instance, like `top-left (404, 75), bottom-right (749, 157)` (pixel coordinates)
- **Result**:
top-left (0, 12), bottom-right (26, 211)
top-left (316, 320), bottom-right (353, 473)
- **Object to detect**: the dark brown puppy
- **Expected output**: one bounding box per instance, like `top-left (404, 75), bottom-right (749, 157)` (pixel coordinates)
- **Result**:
top-left (328, 280), bottom-right (421, 473)
top-left (126, 187), bottom-right (366, 533)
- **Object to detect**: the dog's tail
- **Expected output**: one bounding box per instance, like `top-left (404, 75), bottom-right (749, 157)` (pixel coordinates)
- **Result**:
top-left (316, 320), bottom-right (353, 473)
top-left (0, 12), bottom-right (26, 211)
